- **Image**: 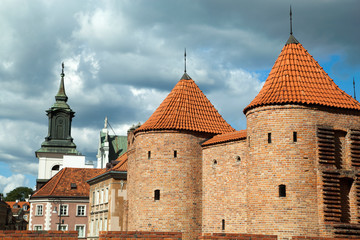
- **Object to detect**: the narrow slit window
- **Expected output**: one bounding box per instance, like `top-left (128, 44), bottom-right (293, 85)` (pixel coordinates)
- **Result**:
top-left (148, 151), bottom-right (151, 159)
top-left (293, 132), bottom-right (297, 142)
top-left (154, 189), bottom-right (160, 201)
top-left (268, 133), bottom-right (272, 143)
top-left (279, 184), bottom-right (286, 197)
top-left (174, 150), bottom-right (177, 158)
top-left (222, 219), bottom-right (225, 230)
top-left (236, 156), bottom-right (241, 162)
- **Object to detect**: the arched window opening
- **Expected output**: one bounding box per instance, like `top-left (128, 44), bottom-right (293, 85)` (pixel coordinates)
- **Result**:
top-left (52, 165), bottom-right (60, 171)
top-left (154, 189), bottom-right (160, 201)
top-left (236, 156), bottom-right (241, 162)
top-left (148, 151), bottom-right (151, 159)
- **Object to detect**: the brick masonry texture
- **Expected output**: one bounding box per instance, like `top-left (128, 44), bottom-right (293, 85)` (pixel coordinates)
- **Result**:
top-left (0, 230), bottom-right (78, 239)
top-left (245, 104), bottom-right (360, 238)
top-left (99, 230), bottom-right (182, 239)
top-left (127, 130), bottom-right (213, 240)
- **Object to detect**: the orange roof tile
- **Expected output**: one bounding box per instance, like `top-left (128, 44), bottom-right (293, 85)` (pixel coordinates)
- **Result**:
top-left (6, 202), bottom-right (29, 209)
top-left (202, 130), bottom-right (247, 146)
top-left (244, 35), bottom-right (360, 114)
top-left (136, 73), bottom-right (235, 134)
top-left (113, 153), bottom-right (127, 171)
top-left (32, 168), bottom-right (104, 198)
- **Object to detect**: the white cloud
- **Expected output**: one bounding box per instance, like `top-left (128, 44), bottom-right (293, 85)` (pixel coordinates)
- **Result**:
top-left (0, 174), bottom-right (29, 195)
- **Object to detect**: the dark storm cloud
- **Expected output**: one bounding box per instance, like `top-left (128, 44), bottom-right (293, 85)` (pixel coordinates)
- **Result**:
top-left (0, 0), bottom-right (358, 193)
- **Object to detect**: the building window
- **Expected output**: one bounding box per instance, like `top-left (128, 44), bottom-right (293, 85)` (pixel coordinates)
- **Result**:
top-left (58, 224), bottom-right (68, 231)
top-left (95, 219), bottom-right (99, 236)
top-left (23, 204), bottom-right (29, 211)
top-left (92, 191), bottom-right (95, 205)
top-left (154, 189), bottom-right (160, 201)
top-left (96, 190), bottom-right (99, 205)
top-left (91, 219), bottom-right (94, 236)
top-left (59, 205), bottom-right (68, 216)
top-left (104, 218), bottom-right (108, 231)
top-left (148, 151), bottom-right (151, 159)
top-left (293, 132), bottom-right (297, 142)
top-left (34, 225), bottom-right (42, 231)
top-left (105, 188), bottom-right (109, 203)
top-left (279, 184), bottom-right (286, 197)
top-left (236, 156), bottom-right (241, 162)
top-left (100, 189), bottom-right (103, 204)
top-left (213, 160), bottom-right (217, 165)
top-left (99, 218), bottom-right (103, 231)
top-left (174, 150), bottom-right (177, 158)
top-left (36, 205), bottom-right (43, 216)
top-left (268, 133), bottom-right (272, 143)
top-left (75, 225), bottom-right (86, 238)
top-left (222, 219), bottom-right (225, 230)
top-left (77, 205), bottom-right (86, 216)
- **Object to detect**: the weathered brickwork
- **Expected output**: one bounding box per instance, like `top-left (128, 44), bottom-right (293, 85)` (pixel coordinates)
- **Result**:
top-left (0, 230), bottom-right (78, 239)
top-left (202, 139), bottom-right (248, 233)
top-left (99, 230), bottom-right (182, 239)
top-left (198, 232), bottom-right (277, 239)
top-left (127, 130), bottom-right (212, 240)
top-left (245, 104), bottom-right (360, 239)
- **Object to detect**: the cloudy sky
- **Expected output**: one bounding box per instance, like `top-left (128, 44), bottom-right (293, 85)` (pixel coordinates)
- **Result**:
top-left (0, 0), bottom-right (359, 195)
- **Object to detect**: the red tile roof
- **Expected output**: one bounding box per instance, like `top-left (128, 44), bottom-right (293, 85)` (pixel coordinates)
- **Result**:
top-left (244, 35), bottom-right (360, 114)
top-left (136, 73), bottom-right (235, 134)
top-left (202, 130), bottom-right (247, 146)
top-left (32, 168), bottom-right (104, 198)
top-left (6, 202), bottom-right (29, 209)
top-left (113, 152), bottom-right (127, 171)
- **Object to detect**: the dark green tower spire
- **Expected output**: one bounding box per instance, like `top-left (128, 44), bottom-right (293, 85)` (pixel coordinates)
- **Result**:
top-left (36, 63), bottom-right (81, 156)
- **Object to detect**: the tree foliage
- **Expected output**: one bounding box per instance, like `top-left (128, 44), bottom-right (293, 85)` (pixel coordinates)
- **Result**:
top-left (4, 187), bottom-right (33, 201)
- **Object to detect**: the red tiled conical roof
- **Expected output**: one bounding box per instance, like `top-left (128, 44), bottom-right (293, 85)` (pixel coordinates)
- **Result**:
top-left (244, 35), bottom-right (360, 114)
top-left (136, 73), bottom-right (235, 134)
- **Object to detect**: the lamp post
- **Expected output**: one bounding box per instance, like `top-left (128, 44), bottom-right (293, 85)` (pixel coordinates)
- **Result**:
top-left (52, 199), bottom-right (64, 231)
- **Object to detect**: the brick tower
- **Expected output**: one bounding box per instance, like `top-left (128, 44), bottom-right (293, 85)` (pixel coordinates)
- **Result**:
top-left (243, 30), bottom-right (360, 238)
top-left (127, 71), bottom-right (234, 240)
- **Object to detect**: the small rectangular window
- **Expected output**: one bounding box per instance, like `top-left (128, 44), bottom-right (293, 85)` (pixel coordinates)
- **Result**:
top-left (36, 205), bottom-right (43, 216)
top-left (59, 205), bottom-right (68, 216)
top-left (154, 189), bottom-right (160, 200)
top-left (268, 133), bottom-right (272, 143)
top-left (293, 132), bottom-right (297, 142)
top-left (77, 205), bottom-right (86, 216)
top-left (222, 219), bottom-right (225, 230)
top-left (279, 184), bottom-right (286, 197)
top-left (148, 151), bottom-right (151, 159)
top-left (174, 150), bottom-right (177, 158)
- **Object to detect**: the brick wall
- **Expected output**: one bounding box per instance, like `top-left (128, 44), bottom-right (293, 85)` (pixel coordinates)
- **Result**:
top-left (198, 233), bottom-right (277, 239)
top-left (245, 104), bottom-right (360, 239)
top-left (99, 231), bottom-right (182, 239)
top-left (127, 130), bottom-right (212, 240)
top-left (202, 139), bottom-right (248, 233)
top-left (0, 230), bottom-right (78, 239)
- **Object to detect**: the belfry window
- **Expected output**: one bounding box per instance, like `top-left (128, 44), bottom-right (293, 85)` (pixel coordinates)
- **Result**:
top-left (279, 184), bottom-right (286, 197)
top-left (268, 133), bottom-right (272, 143)
top-left (340, 177), bottom-right (353, 223)
top-left (154, 189), bottom-right (160, 201)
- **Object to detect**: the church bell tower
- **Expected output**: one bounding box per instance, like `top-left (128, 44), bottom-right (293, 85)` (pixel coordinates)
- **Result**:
top-left (35, 63), bottom-right (81, 189)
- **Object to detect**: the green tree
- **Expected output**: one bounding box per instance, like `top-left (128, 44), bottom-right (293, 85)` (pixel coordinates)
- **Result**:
top-left (4, 187), bottom-right (33, 201)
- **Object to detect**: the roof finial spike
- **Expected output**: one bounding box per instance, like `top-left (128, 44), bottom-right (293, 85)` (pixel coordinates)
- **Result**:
top-left (354, 77), bottom-right (357, 100)
top-left (61, 62), bottom-right (65, 78)
top-left (184, 48), bottom-right (187, 73)
top-left (290, 5), bottom-right (293, 35)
